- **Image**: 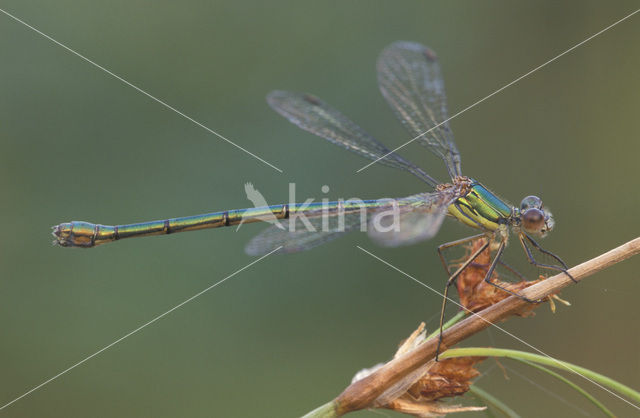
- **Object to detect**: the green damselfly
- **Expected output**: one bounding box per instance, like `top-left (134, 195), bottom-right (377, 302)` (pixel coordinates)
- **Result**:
top-left (53, 42), bottom-right (573, 356)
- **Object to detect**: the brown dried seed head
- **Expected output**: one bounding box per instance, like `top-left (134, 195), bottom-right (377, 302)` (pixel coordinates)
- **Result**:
top-left (383, 354), bottom-right (486, 417)
top-left (353, 323), bottom-right (488, 417)
top-left (407, 357), bottom-right (485, 401)
top-left (454, 239), bottom-right (550, 316)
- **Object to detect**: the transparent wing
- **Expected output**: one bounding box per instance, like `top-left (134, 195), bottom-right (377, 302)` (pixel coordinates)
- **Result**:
top-left (377, 41), bottom-right (462, 179)
top-left (245, 210), bottom-right (367, 256)
top-left (245, 191), bottom-right (457, 256)
top-left (367, 190), bottom-right (457, 247)
top-left (267, 91), bottom-right (439, 187)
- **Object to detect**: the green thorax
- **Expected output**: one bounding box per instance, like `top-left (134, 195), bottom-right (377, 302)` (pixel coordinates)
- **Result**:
top-left (447, 180), bottom-right (513, 231)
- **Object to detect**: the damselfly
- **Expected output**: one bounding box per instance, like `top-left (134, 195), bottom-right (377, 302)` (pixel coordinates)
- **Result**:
top-left (53, 41), bottom-right (573, 356)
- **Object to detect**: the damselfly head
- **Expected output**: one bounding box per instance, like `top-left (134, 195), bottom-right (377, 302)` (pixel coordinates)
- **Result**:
top-left (519, 195), bottom-right (553, 236)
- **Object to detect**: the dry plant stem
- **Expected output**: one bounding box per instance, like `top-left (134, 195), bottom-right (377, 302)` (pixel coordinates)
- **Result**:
top-left (335, 237), bottom-right (640, 415)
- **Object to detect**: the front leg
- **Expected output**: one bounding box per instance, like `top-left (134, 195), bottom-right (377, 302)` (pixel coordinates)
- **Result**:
top-left (519, 233), bottom-right (576, 283)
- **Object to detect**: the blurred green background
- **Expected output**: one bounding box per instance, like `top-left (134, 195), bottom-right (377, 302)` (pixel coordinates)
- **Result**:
top-left (1, 1), bottom-right (638, 416)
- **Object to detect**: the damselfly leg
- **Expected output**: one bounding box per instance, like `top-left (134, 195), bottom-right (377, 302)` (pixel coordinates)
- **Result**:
top-left (435, 235), bottom-right (488, 360)
top-left (519, 233), bottom-right (576, 282)
top-left (496, 259), bottom-right (527, 281)
top-left (439, 234), bottom-right (528, 281)
top-left (435, 234), bottom-right (547, 361)
top-left (437, 233), bottom-right (486, 275)
top-left (478, 239), bottom-right (540, 303)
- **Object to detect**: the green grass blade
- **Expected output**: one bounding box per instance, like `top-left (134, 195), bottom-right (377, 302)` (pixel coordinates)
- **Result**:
top-left (468, 385), bottom-right (520, 418)
top-left (440, 347), bottom-right (640, 406)
top-left (516, 359), bottom-right (614, 417)
top-left (300, 400), bottom-right (338, 418)
top-left (426, 310), bottom-right (466, 341)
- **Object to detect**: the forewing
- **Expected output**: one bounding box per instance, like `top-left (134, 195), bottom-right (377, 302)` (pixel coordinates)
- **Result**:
top-left (377, 41), bottom-right (462, 179)
top-left (367, 190), bottom-right (456, 247)
top-left (267, 91), bottom-right (438, 187)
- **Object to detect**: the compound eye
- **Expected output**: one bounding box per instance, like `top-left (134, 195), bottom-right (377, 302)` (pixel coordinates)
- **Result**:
top-left (521, 195), bottom-right (543, 211)
top-left (522, 208), bottom-right (545, 233)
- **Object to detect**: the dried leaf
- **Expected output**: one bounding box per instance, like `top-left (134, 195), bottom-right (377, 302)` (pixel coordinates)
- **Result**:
top-left (386, 397), bottom-right (486, 417)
